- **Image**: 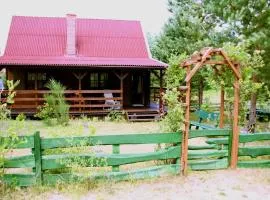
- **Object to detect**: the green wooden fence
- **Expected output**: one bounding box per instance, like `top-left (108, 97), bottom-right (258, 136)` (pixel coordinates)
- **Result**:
top-left (206, 132), bottom-right (270, 168)
top-left (1, 130), bottom-right (269, 186)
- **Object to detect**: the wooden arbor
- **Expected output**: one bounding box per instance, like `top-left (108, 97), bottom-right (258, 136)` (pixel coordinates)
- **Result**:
top-left (180, 47), bottom-right (241, 175)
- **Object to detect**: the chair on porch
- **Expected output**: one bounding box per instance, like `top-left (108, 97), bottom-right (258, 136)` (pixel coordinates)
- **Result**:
top-left (103, 91), bottom-right (120, 110)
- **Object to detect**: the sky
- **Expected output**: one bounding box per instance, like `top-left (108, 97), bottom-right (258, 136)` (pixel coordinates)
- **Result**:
top-left (0, 0), bottom-right (171, 55)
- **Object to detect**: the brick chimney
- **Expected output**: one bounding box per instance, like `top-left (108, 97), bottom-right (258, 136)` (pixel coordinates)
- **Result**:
top-left (66, 14), bottom-right (76, 56)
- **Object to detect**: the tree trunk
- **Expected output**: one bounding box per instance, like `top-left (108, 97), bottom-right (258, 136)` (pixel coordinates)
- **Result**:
top-left (247, 92), bottom-right (257, 133)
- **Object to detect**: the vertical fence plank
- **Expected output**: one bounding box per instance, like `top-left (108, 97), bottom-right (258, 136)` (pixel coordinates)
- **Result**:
top-left (228, 130), bottom-right (233, 167)
top-left (112, 144), bottom-right (120, 172)
top-left (33, 131), bottom-right (42, 185)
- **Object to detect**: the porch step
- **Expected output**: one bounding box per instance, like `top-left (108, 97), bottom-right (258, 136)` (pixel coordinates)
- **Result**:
top-left (126, 110), bottom-right (161, 122)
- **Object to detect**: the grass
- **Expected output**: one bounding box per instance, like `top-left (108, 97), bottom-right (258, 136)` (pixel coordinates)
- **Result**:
top-left (0, 118), bottom-right (161, 137)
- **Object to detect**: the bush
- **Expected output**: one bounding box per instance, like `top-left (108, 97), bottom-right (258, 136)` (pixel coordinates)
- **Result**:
top-left (0, 80), bottom-right (20, 120)
top-left (105, 110), bottom-right (126, 122)
top-left (160, 88), bottom-right (184, 132)
top-left (15, 113), bottom-right (26, 121)
top-left (35, 79), bottom-right (69, 126)
top-left (0, 118), bottom-right (26, 179)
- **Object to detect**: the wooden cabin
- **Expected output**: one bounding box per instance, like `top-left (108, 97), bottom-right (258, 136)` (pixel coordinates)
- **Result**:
top-left (0, 14), bottom-right (167, 119)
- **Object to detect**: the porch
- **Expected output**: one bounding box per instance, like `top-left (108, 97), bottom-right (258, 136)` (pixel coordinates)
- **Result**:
top-left (1, 89), bottom-right (162, 118)
top-left (3, 67), bottom-right (166, 118)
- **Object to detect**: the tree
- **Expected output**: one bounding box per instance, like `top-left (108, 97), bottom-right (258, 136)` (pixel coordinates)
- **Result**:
top-left (152, 0), bottom-right (269, 132)
top-left (151, 0), bottom-right (238, 108)
top-left (204, 0), bottom-right (270, 131)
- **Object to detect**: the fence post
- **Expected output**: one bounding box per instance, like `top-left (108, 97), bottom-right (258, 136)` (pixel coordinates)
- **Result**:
top-left (33, 131), bottom-right (42, 185)
top-left (112, 144), bottom-right (120, 172)
top-left (228, 130), bottom-right (233, 167)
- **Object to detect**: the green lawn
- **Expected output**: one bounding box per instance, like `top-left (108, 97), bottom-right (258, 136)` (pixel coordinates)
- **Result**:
top-left (0, 119), bottom-right (161, 138)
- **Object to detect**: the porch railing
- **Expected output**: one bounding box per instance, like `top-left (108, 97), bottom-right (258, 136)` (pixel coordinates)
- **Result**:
top-left (1, 90), bottom-right (122, 114)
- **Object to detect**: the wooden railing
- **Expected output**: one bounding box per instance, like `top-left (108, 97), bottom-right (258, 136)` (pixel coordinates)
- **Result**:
top-left (1, 90), bottom-right (122, 113)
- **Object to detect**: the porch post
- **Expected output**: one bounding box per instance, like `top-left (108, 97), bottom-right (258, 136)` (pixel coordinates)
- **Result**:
top-left (114, 72), bottom-right (128, 110)
top-left (73, 72), bottom-right (87, 112)
top-left (73, 72), bottom-right (87, 90)
top-left (159, 69), bottom-right (164, 115)
top-left (34, 72), bottom-right (38, 107)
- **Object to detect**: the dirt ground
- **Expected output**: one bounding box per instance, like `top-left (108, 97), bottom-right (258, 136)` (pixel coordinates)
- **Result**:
top-left (3, 169), bottom-right (269, 200)
top-left (80, 169), bottom-right (270, 200)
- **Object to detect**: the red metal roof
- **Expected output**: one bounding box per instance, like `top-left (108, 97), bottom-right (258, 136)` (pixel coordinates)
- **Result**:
top-left (0, 16), bottom-right (167, 68)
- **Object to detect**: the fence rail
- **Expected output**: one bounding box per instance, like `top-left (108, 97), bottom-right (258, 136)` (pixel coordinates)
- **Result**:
top-left (1, 130), bottom-right (269, 186)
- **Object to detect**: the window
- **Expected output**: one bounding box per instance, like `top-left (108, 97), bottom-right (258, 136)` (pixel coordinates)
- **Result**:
top-left (90, 73), bottom-right (99, 88)
top-left (100, 73), bottom-right (108, 88)
top-left (27, 72), bottom-right (47, 89)
top-left (90, 73), bottom-right (108, 88)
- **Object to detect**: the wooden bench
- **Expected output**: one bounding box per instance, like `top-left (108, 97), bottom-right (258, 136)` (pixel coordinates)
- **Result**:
top-left (190, 109), bottom-right (220, 130)
top-left (246, 108), bottom-right (270, 122)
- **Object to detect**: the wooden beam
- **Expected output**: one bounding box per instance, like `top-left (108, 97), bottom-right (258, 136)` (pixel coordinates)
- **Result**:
top-left (185, 48), bottom-right (213, 83)
top-left (204, 60), bottom-right (227, 65)
top-left (181, 65), bottom-right (191, 176)
top-left (159, 70), bottom-right (164, 114)
top-left (151, 70), bottom-right (160, 79)
top-left (73, 72), bottom-right (87, 80)
top-left (219, 50), bottom-right (240, 79)
top-left (114, 72), bottom-right (128, 81)
top-left (230, 65), bottom-right (240, 169)
top-left (73, 72), bottom-right (87, 90)
top-left (219, 86), bottom-right (225, 128)
top-left (114, 72), bottom-right (128, 109)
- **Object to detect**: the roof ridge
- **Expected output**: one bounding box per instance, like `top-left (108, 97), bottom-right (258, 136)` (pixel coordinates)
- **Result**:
top-left (12, 15), bottom-right (141, 23)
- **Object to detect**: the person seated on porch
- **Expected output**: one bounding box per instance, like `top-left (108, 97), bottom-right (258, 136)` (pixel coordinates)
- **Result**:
top-left (104, 91), bottom-right (120, 110)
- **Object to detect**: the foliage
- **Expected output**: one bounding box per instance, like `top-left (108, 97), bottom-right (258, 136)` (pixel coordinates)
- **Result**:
top-left (152, 0), bottom-right (269, 130)
top-left (105, 110), bottom-right (126, 122)
top-left (206, 43), bottom-right (266, 126)
top-left (0, 118), bottom-right (26, 179)
top-left (160, 54), bottom-right (186, 132)
top-left (15, 113), bottom-right (26, 121)
top-left (160, 88), bottom-right (184, 132)
top-left (35, 79), bottom-right (69, 126)
top-left (0, 80), bottom-right (20, 120)
top-left (151, 0), bottom-right (233, 63)
top-left (165, 54), bottom-right (187, 89)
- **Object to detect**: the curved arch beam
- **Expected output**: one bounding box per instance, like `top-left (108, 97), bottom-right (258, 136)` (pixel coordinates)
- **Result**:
top-left (184, 48), bottom-right (241, 83)
top-left (219, 50), bottom-right (240, 79)
top-left (185, 48), bottom-right (213, 82)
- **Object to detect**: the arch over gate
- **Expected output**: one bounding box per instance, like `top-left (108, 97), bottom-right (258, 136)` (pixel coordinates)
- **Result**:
top-left (180, 47), bottom-right (241, 175)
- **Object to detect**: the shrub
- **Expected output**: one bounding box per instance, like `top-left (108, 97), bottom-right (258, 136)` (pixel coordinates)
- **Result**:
top-left (105, 110), bottom-right (126, 122)
top-left (0, 80), bottom-right (20, 120)
top-left (0, 118), bottom-right (26, 179)
top-left (15, 113), bottom-right (26, 121)
top-left (160, 88), bottom-right (184, 132)
top-left (35, 79), bottom-right (69, 126)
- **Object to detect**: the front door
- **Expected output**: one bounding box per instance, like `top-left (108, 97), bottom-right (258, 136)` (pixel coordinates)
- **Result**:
top-left (131, 73), bottom-right (144, 105)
